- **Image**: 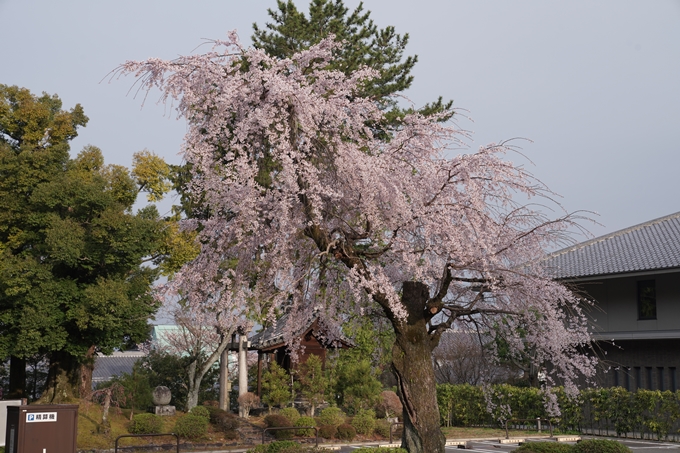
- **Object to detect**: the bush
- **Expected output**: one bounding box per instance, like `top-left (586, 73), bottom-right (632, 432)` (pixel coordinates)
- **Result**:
top-left (513, 442), bottom-right (574, 453)
top-left (190, 405), bottom-right (211, 419)
top-left (353, 449), bottom-right (407, 453)
top-left (318, 424), bottom-right (337, 439)
top-left (247, 440), bottom-right (301, 453)
top-left (247, 445), bottom-right (331, 453)
top-left (318, 407), bottom-right (345, 426)
top-left (174, 414), bottom-right (209, 440)
top-left (295, 416), bottom-right (316, 436)
top-left (279, 407), bottom-right (301, 425)
top-left (351, 409), bottom-right (376, 435)
top-left (265, 414), bottom-right (294, 439)
top-left (204, 406), bottom-right (240, 436)
top-left (336, 423), bottom-right (357, 441)
top-left (572, 439), bottom-right (631, 453)
top-left (376, 391), bottom-right (402, 419)
top-left (239, 392), bottom-right (261, 418)
top-left (128, 413), bottom-right (163, 434)
top-left (374, 419), bottom-right (391, 438)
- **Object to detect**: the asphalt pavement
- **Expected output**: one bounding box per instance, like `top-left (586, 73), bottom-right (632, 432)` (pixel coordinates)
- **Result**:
top-left (331, 436), bottom-right (680, 452)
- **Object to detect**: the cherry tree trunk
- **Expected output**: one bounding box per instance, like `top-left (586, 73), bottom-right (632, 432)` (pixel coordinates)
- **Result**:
top-left (186, 360), bottom-right (202, 411)
top-left (390, 282), bottom-right (445, 453)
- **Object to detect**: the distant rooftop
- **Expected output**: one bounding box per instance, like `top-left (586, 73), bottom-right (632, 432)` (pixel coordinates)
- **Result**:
top-left (92, 351), bottom-right (146, 384)
top-left (543, 211), bottom-right (680, 279)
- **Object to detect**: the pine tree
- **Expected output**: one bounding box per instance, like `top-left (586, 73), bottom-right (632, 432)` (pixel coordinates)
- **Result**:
top-left (252, 0), bottom-right (452, 126)
top-left (297, 354), bottom-right (327, 416)
top-left (261, 362), bottom-right (292, 412)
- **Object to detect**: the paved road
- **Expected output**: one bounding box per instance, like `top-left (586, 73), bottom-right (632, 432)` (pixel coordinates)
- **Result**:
top-left (333, 437), bottom-right (680, 452)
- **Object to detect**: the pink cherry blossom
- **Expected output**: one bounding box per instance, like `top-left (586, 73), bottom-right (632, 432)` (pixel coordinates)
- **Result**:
top-left (117, 33), bottom-right (596, 453)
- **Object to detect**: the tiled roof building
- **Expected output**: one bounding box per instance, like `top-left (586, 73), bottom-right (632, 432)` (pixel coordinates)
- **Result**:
top-left (544, 212), bottom-right (680, 391)
top-left (544, 211), bottom-right (680, 280)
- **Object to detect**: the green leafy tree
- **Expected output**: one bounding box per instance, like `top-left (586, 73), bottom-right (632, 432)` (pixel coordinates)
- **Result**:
top-left (0, 85), bottom-right (168, 400)
top-left (261, 362), bottom-right (292, 412)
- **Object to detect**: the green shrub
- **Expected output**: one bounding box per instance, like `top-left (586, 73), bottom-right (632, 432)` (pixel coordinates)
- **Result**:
top-left (572, 439), bottom-right (631, 453)
top-left (318, 424), bottom-right (337, 439)
top-left (280, 407), bottom-right (301, 425)
top-left (374, 419), bottom-right (391, 438)
top-left (246, 441), bottom-right (341, 453)
top-left (265, 414), bottom-right (294, 439)
top-left (246, 440), bottom-right (301, 453)
top-left (174, 414), bottom-right (209, 440)
top-left (318, 407), bottom-right (345, 426)
top-left (246, 444), bottom-right (332, 453)
top-left (513, 442), bottom-right (574, 452)
top-left (351, 409), bottom-right (376, 435)
top-left (128, 413), bottom-right (163, 434)
top-left (353, 449), bottom-right (407, 453)
top-left (203, 406), bottom-right (239, 438)
top-left (295, 416), bottom-right (316, 436)
top-left (336, 423), bottom-right (357, 441)
top-left (190, 405), bottom-right (211, 419)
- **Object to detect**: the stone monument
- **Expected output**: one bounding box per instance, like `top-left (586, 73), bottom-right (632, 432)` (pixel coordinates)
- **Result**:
top-left (152, 385), bottom-right (176, 416)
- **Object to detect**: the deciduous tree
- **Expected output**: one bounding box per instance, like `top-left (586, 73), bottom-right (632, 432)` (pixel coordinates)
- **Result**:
top-left (119, 35), bottom-right (596, 452)
top-left (156, 303), bottom-right (243, 411)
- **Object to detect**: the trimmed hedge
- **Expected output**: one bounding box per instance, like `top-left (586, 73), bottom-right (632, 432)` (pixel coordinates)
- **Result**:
top-left (336, 423), bottom-right (357, 441)
top-left (189, 405), bottom-right (211, 419)
top-left (203, 406), bottom-right (239, 438)
top-left (374, 419), bottom-right (391, 438)
top-left (512, 442), bottom-right (574, 452)
top-left (294, 416), bottom-right (317, 436)
top-left (246, 442), bottom-right (332, 453)
top-left (265, 414), bottom-right (294, 440)
top-left (318, 424), bottom-right (337, 439)
top-left (128, 413), bottom-right (163, 434)
top-left (437, 383), bottom-right (680, 440)
top-left (572, 439), bottom-right (631, 453)
top-left (246, 440), bottom-right (300, 452)
top-left (351, 409), bottom-right (376, 435)
top-left (280, 407), bottom-right (301, 425)
top-left (353, 449), bottom-right (407, 453)
top-left (174, 414), bottom-right (209, 440)
top-left (318, 407), bottom-right (345, 427)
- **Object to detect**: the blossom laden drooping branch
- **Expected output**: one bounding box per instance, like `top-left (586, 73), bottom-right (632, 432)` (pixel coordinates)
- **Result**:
top-left (118, 33), bottom-right (596, 453)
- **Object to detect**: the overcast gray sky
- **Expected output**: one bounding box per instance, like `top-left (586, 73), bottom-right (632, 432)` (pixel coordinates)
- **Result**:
top-left (1, 0), bottom-right (679, 239)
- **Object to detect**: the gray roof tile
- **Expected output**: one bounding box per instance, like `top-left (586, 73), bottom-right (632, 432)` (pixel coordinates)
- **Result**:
top-left (544, 211), bottom-right (680, 279)
top-left (250, 313), bottom-right (353, 350)
top-left (92, 354), bottom-right (145, 382)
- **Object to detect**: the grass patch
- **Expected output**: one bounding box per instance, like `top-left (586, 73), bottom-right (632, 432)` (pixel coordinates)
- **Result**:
top-left (75, 400), bottom-right (238, 450)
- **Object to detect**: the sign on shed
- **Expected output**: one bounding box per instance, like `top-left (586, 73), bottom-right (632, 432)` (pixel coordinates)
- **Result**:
top-left (5, 405), bottom-right (78, 453)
